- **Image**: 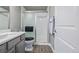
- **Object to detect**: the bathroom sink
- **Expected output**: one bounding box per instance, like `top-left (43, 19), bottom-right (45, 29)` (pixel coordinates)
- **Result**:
top-left (0, 33), bottom-right (8, 39)
top-left (7, 32), bottom-right (17, 35)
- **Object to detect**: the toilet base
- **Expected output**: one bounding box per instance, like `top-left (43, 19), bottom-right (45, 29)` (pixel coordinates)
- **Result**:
top-left (25, 47), bottom-right (33, 51)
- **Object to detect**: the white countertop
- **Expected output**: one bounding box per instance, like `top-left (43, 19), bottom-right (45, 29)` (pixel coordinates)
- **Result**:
top-left (0, 32), bottom-right (25, 45)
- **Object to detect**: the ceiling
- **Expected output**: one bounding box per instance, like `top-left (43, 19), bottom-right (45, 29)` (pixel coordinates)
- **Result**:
top-left (0, 6), bottom-right (48, 11)
top-left (24, 6), bottom-right (48, 11)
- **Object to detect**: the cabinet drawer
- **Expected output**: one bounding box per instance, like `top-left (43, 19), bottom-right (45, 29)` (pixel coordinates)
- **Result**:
top-left (8, 47), bottom-right (15, 53)
top-left (8, 37), bottom-right (20, 50)
top-left (0, 43), bottom-right (7, 53)
top-left (20, 34), bottom-right (25, 40)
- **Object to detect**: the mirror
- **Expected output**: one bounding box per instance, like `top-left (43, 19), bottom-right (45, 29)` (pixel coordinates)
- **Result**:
top-left (0, 6), bottom-right (9, 30)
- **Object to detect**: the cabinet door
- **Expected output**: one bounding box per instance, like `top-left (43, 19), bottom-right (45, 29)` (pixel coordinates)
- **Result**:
top-left (0, 43), bottom-right (7, 53)
top-left (15, 40), bottom-right (25, 53)
top-left (8, 47), bottom-right (15, 53)
top-left (8, 37), bottom-right (20, 50)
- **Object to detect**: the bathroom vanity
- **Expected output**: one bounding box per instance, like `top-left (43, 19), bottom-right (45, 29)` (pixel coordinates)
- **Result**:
top-left (0, 32), bottom-right (25, 53)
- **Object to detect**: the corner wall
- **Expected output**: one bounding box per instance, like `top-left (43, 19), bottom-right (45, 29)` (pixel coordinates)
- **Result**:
top-left (10, 6), bottom-right (21, 31)
top-left (48, 6), bottom-right (55, 50)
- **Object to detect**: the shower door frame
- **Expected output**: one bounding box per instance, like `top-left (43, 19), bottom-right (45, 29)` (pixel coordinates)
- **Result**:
top-left (22, 11), bottom-right (49, 44)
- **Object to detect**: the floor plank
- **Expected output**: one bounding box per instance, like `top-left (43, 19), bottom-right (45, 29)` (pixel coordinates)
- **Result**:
top-left (32, 45), bottom-right (53, 53)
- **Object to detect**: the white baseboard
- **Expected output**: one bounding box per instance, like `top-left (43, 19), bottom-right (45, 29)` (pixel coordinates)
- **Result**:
top-left (48, 43), bottom-right (55, 53)
top-left (34, 42), bottom-right (49, 45)
top-left (34, 42), bottom-right (54, 52)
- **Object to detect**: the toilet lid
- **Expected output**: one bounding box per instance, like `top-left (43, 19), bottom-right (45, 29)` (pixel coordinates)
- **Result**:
top-left (25, 37), bottom-right (34, 41)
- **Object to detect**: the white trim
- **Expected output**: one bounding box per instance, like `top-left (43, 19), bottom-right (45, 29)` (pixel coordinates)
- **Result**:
top-left (34, 42), bottom-right (49, 45)
top-left (48, 43), bottom-right (55, 53)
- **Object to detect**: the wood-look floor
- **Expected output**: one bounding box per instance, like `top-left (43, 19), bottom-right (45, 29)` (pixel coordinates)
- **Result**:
top-left (32, 45), bottom-right (53, 53)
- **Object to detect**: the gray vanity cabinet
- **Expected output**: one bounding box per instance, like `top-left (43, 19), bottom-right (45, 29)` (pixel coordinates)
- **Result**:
top-left (0, 43), bottom-right (7, 53)
top-left (0, 34), bottom-right (25, 53)
top-left (8, 47), bottom-right (15, 53)
top-left (15, 35), bottom-right (25, 53)
top-left (8, 37), bottom-right (20, 50)
top-left (15, 40), bottom-right (25, 53)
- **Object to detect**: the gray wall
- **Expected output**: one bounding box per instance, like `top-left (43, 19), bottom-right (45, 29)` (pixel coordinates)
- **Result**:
top-left (21, 7), bottom-right (26, 31)
top-left (48, 6), bottom-right (55, 49)
top-left (0, 13), bottom-right (9, 30)
top-left (10, 6), bottom-right (21, 31)
top-left (22, 12), bottom-right (35, 38)
top-left (49, 6), bottom-right (55, 17)
top-left (0, 7), bottom-right (9, 30)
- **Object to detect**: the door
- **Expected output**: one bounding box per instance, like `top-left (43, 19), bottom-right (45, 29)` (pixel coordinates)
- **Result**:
top-left (35, 13), bottom-right (49, 44)
top-left (55, 6), bottom-right (79, 53)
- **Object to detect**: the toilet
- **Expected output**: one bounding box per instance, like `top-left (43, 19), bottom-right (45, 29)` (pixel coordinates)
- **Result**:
top-left (25, 37), bottom-right (34, 52)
